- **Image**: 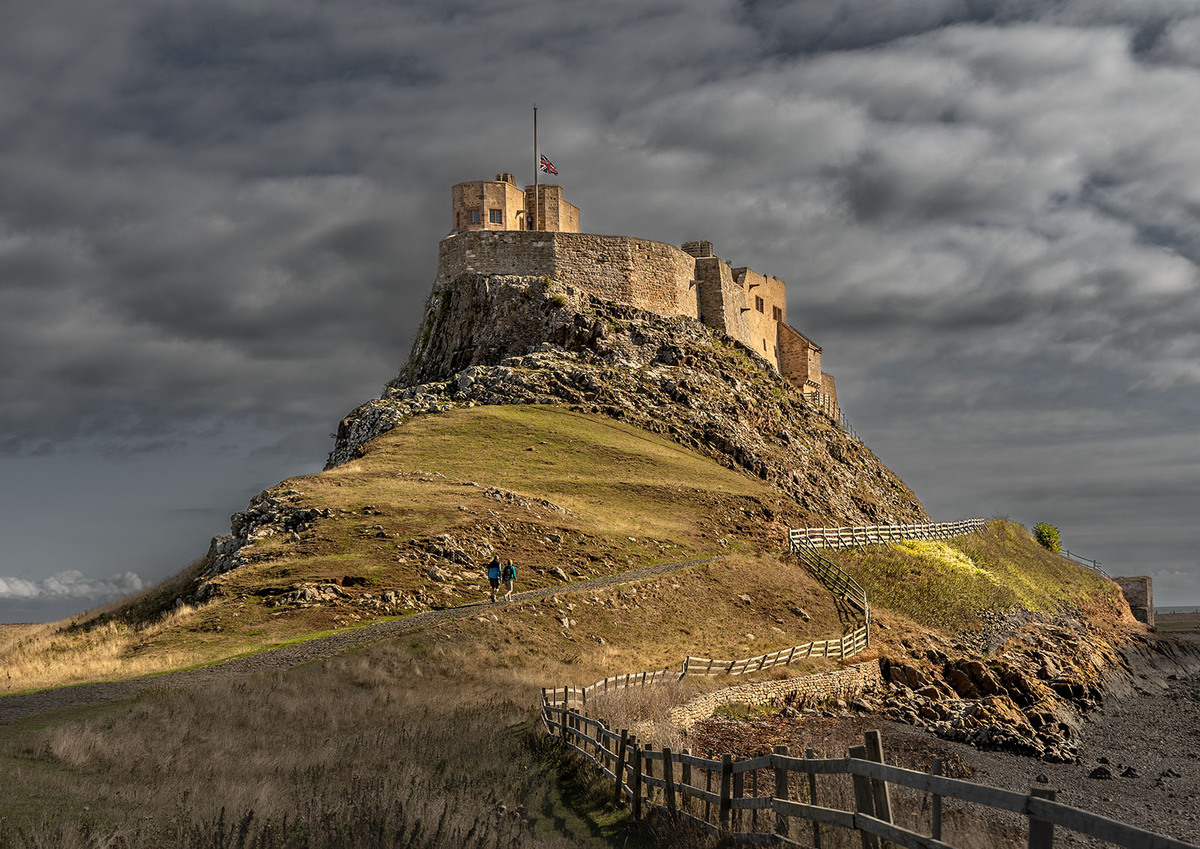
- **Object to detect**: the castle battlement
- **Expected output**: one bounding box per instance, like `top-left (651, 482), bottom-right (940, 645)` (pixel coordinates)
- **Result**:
top-left (438, 178), bottom-right (836, 405)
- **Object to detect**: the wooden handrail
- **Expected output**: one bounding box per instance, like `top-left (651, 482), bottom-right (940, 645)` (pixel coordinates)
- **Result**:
top-left (540, 714), bottom-right (1199, 849)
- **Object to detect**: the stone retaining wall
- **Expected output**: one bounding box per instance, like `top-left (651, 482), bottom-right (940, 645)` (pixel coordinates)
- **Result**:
top-left (669, 661), bottom-right (882, 729)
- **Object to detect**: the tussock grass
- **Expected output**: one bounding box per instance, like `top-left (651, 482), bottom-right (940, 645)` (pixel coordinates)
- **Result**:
top-left (1, 643), bottom-right (624, 849)
top-left (0, 604), bottom-right (203, 695)
top-left (828, 519), bottom-right (1125, 632)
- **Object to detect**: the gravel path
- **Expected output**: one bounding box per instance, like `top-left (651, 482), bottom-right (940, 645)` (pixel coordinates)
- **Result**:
top-left (0, 556), bottom-right (720, 724)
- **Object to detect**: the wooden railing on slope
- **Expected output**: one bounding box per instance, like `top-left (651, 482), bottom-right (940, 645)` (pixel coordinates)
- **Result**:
top-left (541, 621), bottom-right (871, 710)
top-left (789, 517), bottom-right (988, 550)
top-left (801, 390), bottom-right (858, 440)
top-left (542, 708), bottom-right (1198, 849)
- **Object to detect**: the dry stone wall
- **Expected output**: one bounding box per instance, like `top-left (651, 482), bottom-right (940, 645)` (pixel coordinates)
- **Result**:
top-left (668, 662), bottom-right (883, 729)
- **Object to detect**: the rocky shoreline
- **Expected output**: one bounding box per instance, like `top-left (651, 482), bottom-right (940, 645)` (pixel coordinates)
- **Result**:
top-left (693, 631), bottom-right (1200, 847)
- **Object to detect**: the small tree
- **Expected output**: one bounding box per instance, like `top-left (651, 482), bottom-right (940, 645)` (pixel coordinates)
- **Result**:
top-left (1033, 523), bottom-right (1061, 553)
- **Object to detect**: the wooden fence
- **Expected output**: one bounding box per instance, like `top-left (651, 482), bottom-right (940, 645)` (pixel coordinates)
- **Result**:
top-left (542, 622), bottom-right (872, 710)
top-left (800, 390), bottom-right (858, 441)
top-left (789, 518), bottom-right (988, 550)
top-left (1062, 549), bottom-right (1107, 577)
top-left (543, 529), bottom-right (879, 710)
top-left (681, 624), bottom-right (869, 677)
top-left (542, 707), bottom-right (1198, 849)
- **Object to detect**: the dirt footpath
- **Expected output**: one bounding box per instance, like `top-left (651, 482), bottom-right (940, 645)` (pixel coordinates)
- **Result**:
top-left (0, 556), bottom-right (718, 724)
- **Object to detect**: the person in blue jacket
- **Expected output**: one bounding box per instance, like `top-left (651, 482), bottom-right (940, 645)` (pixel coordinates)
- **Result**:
top-left (501, 559), bottom-right (517, 602)
top-left (487, 556), bottom-right (502, 603)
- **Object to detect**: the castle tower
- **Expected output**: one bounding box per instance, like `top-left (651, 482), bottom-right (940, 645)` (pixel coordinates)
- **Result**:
top-left (451, 173), bottom-right (580, 233)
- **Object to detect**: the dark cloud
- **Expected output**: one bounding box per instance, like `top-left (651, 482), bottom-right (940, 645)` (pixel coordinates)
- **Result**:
top-left (2, 0), bottom-right (1200, 621)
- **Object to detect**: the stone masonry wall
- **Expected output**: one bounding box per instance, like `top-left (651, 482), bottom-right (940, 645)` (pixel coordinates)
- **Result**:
top-left (432, 230), bottom-right (834, 403)
top-left (437, 230), bottom-right (699, 320)
top-left (1114, 577), bottom-right (1154, 628)
top-left (669, 662), bottom-right (883, 729)
top-left (435, 231), bottom-right (557, 286)
top-left (778, 322), bottom-right (822, 391)
top-left (695, 256), bottom-right (747, 340)
top-left (734, 267), bottom-right (787, 366)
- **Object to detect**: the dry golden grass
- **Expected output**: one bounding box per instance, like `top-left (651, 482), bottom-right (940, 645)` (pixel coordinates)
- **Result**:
top-left (0, 604), bottom-right (205, 695)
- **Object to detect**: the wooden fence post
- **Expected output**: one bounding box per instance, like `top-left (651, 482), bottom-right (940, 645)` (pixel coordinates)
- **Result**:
top-left (806, 748), bottom-right (822, 849)
top-left (559, 706), bottom-right (567, 743)
top-left (848, 744), bottom-right (879, 849)
top-left (863, 730), bottom-right (894, 827)
top-left (1028, 787), bottom-right (1056, 849)
top-left (751, 769), bottom-right (759, 833)
top-left (704, 751), bottom-right (714, 825)
top-left (774, 745), bottom-right (790, 839)
top-left (663, 748), bottom-right (677, 818)
top-left (719, 753), bottom-right (733, 831)
top-left (680, 748), bottom-right (692, 816)
top-left (645, 747), bottom-right (655, 804)
top-left (733, 766), bottom-right (744, 831)
top-left (931, 757), bottom-right (943, 840)
top-left (630, 737), bottom-right (643, 820)
top-left (614, 730), bottom-right (629, 805)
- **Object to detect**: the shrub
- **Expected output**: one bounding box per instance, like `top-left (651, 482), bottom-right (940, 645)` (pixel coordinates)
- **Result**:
top-left (1033, 523), bottom-right (1061, 553)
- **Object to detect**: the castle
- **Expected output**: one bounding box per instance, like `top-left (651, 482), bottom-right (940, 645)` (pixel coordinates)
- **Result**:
top-left (446, 174), bottom-right (837, 405)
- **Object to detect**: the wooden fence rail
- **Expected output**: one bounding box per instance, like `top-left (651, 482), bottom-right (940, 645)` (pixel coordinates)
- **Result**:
top-left (542, 706), bottom-right (1198, 849)
top-left (800, 390), bottom-right (858, 441)
top-left (788, 518), bottom-right (988, 550)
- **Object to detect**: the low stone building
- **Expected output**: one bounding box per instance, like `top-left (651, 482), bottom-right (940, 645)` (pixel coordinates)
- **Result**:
top-left (442, 175), bottom-right (835, 404)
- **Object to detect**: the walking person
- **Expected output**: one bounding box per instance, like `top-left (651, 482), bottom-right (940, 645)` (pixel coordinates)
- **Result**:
top-left (501, 559), bottom-right (516, 602)
top-left (486, 556), bottom-right (502, 603)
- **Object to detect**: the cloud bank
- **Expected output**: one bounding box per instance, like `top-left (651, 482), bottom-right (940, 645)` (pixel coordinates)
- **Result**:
top-left (0, 571), bottom-right (144, 601)
top-left (1, 0), bottom-right (1198, 615)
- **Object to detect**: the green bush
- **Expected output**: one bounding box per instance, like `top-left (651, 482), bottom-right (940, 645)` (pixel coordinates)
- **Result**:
top-left (1033, 523), bottom-right (1061, 553)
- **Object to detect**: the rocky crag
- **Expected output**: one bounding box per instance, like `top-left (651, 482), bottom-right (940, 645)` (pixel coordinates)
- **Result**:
top-left (773, 611), bottom-right (1200, 764)
top-left (329, 274), bottom-right (927, 528)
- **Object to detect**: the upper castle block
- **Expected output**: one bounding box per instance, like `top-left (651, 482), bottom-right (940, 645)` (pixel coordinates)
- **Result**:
top-left (439, 176), bottom-right (836, 406)
top-left (452, 173), bottom-right (580, 233)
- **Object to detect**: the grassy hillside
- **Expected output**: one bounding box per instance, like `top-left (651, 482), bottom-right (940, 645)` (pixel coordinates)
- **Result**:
top-left (0, 402), bottom-right (1141, 848)
top-left (1, 405), bottom-right (816, 693)
top-left (827, 520), bottom-right (1129, 634)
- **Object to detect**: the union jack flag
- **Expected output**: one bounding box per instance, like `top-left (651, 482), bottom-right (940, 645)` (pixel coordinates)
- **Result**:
top-left (539, 154), bottom-right (558, 176)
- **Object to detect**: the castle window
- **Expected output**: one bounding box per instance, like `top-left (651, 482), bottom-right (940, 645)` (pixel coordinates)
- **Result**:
top-left (489, 209), bottom-right (503, 225)
top-left (772, 305), bottom-right (782, 322)
top-left (755, 296), bottom-right (765, 312)
top-left (467, 209), bottom-right (481, 225)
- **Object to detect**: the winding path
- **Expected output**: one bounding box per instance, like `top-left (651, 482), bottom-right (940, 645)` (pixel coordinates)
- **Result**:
top-left (0, 556), bottom-right (720, 724)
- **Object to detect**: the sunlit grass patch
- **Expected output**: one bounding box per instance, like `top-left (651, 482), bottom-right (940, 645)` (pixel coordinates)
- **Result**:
top-left (890, 540), bottom-right (1001, 586)
top-left (830, 520), bottom-right (1125, 633)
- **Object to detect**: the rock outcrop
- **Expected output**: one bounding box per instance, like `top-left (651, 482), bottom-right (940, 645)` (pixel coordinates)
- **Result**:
top-left (329, 274), bottom-right (928, 528)
top-left (873, 619), bottom-right (1200, 762)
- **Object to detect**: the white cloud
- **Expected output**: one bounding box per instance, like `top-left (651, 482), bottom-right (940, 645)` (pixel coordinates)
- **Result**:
top-left (0, 570), bottom-right (143, 600)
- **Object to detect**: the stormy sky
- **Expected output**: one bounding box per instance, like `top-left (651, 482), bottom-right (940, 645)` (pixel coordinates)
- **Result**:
top-left (2, 0), bottom-right (1199, 622)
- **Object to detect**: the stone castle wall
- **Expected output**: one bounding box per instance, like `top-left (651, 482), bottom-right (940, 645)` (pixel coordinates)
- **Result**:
top-left (1114, 576), bottom-right (1154, 628)
top-left (433, 228), bottom-right (832, 402)
top-left (436, 230), bottom-right (698, 320)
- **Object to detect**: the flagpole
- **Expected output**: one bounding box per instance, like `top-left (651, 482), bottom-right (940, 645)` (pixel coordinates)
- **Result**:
top-left (533, 104), bottom-right (539, 231)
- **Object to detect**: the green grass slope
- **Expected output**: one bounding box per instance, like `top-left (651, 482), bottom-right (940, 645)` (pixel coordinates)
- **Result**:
top-left (828, 519), bottom-right (1130, 634)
